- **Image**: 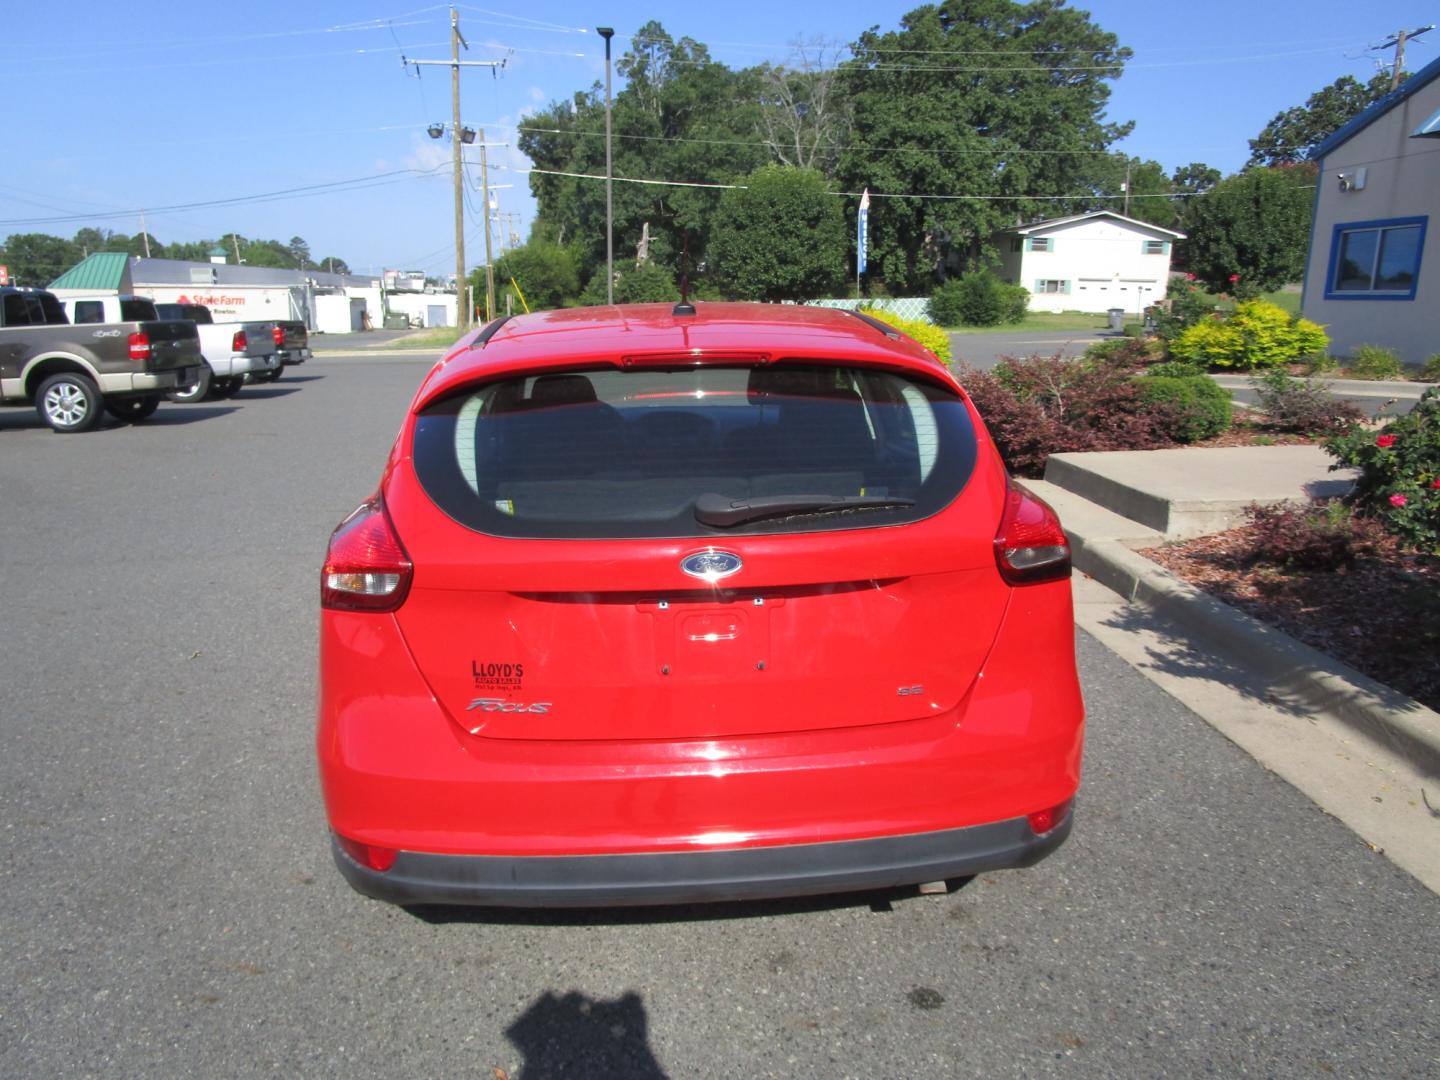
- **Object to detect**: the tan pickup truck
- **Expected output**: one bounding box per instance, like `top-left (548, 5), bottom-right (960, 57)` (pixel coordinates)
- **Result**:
top-left (0, 287), bottom-right (203, 432)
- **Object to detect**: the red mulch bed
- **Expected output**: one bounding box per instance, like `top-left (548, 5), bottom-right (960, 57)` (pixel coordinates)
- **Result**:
top-left (1141, 527), bottom-right (1440, 714)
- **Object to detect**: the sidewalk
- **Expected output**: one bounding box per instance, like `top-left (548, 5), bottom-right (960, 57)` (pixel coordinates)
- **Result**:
top-left (1024, 445), bottom-right (1440, 891)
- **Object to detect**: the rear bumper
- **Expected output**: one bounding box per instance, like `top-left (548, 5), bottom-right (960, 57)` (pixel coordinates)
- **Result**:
top-left (277, 347), bottom-right (310, 365)
top-left (332, 811), bottom-right (1073, 908)
top-left (229, 353), bottom-right (280, 376)
top-left (98, 366), bottom-right (198, 393)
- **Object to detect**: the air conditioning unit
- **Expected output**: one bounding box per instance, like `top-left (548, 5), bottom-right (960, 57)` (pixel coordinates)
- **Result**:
top-left (1337, 167), bottom-right (1368, 192)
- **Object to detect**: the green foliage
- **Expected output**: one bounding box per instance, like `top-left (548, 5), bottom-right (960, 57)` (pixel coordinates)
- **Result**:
top-left (1145, 359), bottom-right (1206, 377)
top-left (1083, 337), bottom-right (1162, 365)
top-left (491, 239), bottom-right (581, 311)
top-left (519, 21), bottom-right (769, 292)
top-left (1243, 500), bottom-right (1385, 570)
top-left (1249, 369), bottom-right (1364, 436)
top-left (1325, 388), bottom-right (1440, 551)
top-left (616, 263), bottom-right (679, 303)
top-left (1154, 278), bottom-right (1216, 342)
top-left (0, 233), bottom-right (79, 286)
top-left (1182, 166), bottom-right (1316, 294)
top-left (1306, 352), bottom-right (1340, 375)
top-left (1248, 72), bottom-right (1398, 167)
top-left (1170, 300), bottom-right (1328, 371)
top-left (859, 307), bottom-right (951, 364)
top-left (1133, 374), bottom-right (1232, 442)
top-left (1421, 354), bottom-right (1440, 382)
top-left (838, 1), bottom-right (1132, 293)
top-left (929, 271), bottom-right (1029, 327)
top-left (1346, 345), bottom-right (1403, 381)
top-left (709, 166), bottom-right (847, 302)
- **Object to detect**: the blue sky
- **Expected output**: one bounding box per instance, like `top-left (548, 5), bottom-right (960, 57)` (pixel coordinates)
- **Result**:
top-left (3, 1), bottom-right (1434, 279)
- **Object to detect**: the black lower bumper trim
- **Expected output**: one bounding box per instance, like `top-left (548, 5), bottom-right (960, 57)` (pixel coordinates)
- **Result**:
top-left (331, 812), bottom-right (1073, 908)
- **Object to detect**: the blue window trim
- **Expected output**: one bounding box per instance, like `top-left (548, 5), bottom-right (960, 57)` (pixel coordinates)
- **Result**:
top-left (1323, 216), bottom-right (1427, 301)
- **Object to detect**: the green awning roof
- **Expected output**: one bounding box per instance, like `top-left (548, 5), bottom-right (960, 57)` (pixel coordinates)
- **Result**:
top-left (49, 251), bottom-right (132, 291)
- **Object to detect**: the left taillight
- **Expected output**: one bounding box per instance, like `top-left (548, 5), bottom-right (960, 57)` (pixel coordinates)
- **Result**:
top-left (232, 329), bottom-right (248, 351)
top-left (994, 480), bottom-right (1071, 585)
top-left (321, 495), bottom-right (413, 612)
top-left (127, 331), bottom-right (151, 362)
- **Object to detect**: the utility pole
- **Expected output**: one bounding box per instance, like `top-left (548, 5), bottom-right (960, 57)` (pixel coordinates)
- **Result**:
top-left (138, 211), bottom-right (151, 257)
top-left (1373, 25), bottom-right (1434, 90)
top-left (1122, 162), bottom-right (1131, 217)
top-left (597, 27), bottom-right (615, 305)
top-left (480, 127), bottom-right (495, 322)
top-left (401, 7), bottom-right (506, 329)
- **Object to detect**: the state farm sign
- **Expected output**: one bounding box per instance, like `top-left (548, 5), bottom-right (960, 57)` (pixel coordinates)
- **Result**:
top-left (178, 292), bottom-right (248, 308)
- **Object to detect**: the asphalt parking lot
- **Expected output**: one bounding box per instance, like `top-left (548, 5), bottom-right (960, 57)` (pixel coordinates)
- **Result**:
top-left (2, 353), bottom-right (1438, 1078)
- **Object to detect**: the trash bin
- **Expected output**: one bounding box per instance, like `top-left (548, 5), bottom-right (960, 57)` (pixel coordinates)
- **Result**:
top-left (1107, 307), bottom-right (1125, 332)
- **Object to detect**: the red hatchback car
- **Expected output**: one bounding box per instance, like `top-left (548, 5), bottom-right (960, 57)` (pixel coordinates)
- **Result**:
top-left (318, 302), bottom-right (1083, 906)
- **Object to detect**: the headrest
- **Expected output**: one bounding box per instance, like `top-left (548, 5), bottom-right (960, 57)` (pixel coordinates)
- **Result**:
top-left (530, 374), bottom-right (598, 406)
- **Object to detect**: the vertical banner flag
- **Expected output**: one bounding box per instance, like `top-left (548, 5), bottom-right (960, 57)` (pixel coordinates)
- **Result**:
top-left (857, 189), bottom-right (870, 277)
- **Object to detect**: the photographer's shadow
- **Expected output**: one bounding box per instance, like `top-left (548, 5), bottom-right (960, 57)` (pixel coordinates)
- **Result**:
top-left (505, 990), bottom-right (668, 1079)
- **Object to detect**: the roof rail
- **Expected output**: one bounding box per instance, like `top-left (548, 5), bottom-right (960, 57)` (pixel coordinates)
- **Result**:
top-left (472, 314), bottom-right (513, 348)
top-left (842, 309), bottom-right (901, 339)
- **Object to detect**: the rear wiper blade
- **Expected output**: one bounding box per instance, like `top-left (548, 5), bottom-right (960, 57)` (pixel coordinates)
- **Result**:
top-left (694, 492), bottom-right (915, 528)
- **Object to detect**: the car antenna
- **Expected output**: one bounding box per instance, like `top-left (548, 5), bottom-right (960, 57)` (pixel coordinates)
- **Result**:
top-left (673, 233), bottom-right (696, 316)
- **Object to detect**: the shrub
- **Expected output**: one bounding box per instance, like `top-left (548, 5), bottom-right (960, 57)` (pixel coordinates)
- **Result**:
top-left (616, 263), bottom-right (678, 303)
top-left (1133, 375), bottom-right (1232, 443)
top-left (1346, 344), bottom-right (1403, 381)
top-left (929, 271), bottom-right (1028, 327)
top-left (1169, 300), bottom-right (1329, 370)
top-left (1421, 354), bottom-right (1440, 382)
top-left (1084, 337), bottom-right (1162, 365)
top-left (1154, 279), bottom-right (1217, 342)
top-left (959, 351), bottom-right (1180, 476)
top-left (1243, 500), bottom-right (1385, 570)
top-left (1122, 321), bottom-right (1146, 338)
top-left (1325, 387), bottom-right (1440, 551)
top-left (1145, 359), bottom-right (1206, 378)
top-left (1306, 353), bottom-right (1340, 376)
top-left (1249, 369), bottom-right (1365, 436)
top-left (859, 307), bottom-right (951, 364)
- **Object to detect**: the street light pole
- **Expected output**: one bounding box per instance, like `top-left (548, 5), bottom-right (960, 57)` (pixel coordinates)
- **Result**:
top-left (451, 7), bottom-right (466, 328)
top-left (480, 127), bottom-right (496, 322)
top-left (598, 27), bottom-right (615, 305)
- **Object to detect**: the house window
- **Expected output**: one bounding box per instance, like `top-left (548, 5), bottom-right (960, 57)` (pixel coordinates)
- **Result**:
top-left (1027, 237), bottom-right (1053, 252)
top-left (1033, 279), bottom-right (1069, 294)
top-left (1325, 217), bottom-right (1426, 300)
top-left (1142, 240), bottom-right (1169, 255)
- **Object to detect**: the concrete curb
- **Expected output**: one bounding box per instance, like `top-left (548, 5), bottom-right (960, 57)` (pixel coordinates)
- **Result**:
top-left (1076, 537), bottom-right (1440, 782)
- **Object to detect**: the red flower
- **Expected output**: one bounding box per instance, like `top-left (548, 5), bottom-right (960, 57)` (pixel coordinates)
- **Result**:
top-left (1389, 493), bottom-right (1408, 507)
top-left (1431, 479), bottom-right (1440, 489)
top-left (1228, 273), bottom-right (1240, 283)
top-left (1184, 273), bottom-right (1196, 282)
top-left (1375, 434), bottom-right (1397, 448)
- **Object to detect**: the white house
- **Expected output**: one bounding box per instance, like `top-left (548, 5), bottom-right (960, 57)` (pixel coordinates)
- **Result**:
top-left (1301, 55), bottom-right (1440, 367)
top-left (989, 210), bottom-right (1185, 315)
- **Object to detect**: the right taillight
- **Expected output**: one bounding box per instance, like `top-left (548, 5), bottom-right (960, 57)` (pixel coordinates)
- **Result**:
top-left (232, 329), bottom-right (247, 351)
top-left (994, 480), bottom-right (1071, 585)
top-left (272, 325), bottom-right (285, 348)
top-left (321, 495), bottom-right (413, 611)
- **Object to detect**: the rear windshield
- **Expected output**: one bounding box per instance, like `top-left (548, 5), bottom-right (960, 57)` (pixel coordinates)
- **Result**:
top-left (412, 364), bottom-right (978, 539)
top-left (121, 299), bottom-right (159, 321)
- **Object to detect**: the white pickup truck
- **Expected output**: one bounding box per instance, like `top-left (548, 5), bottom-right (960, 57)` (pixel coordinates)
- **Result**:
top-left (150, 302), bottom-right (281, 400)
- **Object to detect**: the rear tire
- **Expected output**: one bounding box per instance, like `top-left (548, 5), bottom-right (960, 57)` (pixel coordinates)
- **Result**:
top-left (36, 372), bottom-right (104, 433)
top-left (210, 377), bottom-right (243, 399)
top-left (252, 364), bottom-right (283, 383)
top-left (169, 363), bottom-right (213, 403)
top-left (104, 394), bottom-right (162, 423)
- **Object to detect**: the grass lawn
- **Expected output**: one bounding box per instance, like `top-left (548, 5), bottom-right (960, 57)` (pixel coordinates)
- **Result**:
top-left (1191, 288), bottom-right (1302, 315)
top-left (943, 311), bottom-right (1110, 334)
top-left (375, 327), bottom-right (466, 350)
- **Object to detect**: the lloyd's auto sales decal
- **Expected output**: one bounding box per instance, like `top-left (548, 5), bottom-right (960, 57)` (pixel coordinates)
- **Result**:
top-left (472, 659), bottom-right (523, 691)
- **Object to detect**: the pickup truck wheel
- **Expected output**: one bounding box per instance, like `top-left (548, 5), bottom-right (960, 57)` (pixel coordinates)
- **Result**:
top-left (169, 364), bottom-right (213, 403)
top-left (36, 372), bottom-right (104, 433)
top-left (104, 395), bottom-right (162, 422)
top-left (210, 377), bottom-right (243, 399)
top-left (252, 365), bottom-right (283, 383)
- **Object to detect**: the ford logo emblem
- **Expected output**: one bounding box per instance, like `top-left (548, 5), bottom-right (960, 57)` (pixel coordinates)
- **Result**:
top-left (680, 550), bottom-right (743, 582)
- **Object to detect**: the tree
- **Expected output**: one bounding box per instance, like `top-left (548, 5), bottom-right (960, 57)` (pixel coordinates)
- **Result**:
top-left (838, 0), bottom-right (1132, 293)
top-left (319, 256), bottom-right (350, 275)
top-left (755, 40), bottom-right (851, 175)
top-left (1181, 165), bottom-right (1316, 295)
top-left (709, 166), bottom-right (849, 301)
top-left (489, 238), bottom-right (581, 311)
top-left (287, 236), bottom-right (312, 269)
top-left (1247, 73), bottom-right (1399, 167)
top-left (518, 22), bottom-right (769, 291)
top-left (0, 233), bottom-right (81, 286)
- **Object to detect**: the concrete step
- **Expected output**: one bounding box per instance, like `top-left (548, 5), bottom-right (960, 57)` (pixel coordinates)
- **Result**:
top-left (1017, 479), bottom-right (1163, 550)
top-left (1041, 445), bottom-right (1357, 539)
